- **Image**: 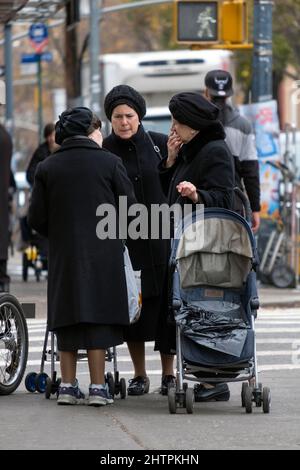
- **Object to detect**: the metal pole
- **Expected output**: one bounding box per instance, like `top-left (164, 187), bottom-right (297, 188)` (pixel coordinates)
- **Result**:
top-left (4, 23), bottom-right (13, 135)
top-left (37, 53), bottom-right (43, 143)
top-left (89, 0), bottom-right (101, 115)
top-left (252, 0), bottom-right (273, 103)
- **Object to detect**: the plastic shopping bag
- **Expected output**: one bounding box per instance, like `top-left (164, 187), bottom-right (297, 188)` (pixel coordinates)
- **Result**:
top-left (124, 247), bottom-right (142, 324)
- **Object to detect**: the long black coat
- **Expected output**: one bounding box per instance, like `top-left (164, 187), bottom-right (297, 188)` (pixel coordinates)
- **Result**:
top-left (26, 141), bottom-right (52, 186)
top-left (28, 137), bottom-right (136, 331)
top-left (0, 125), bottom-right (12, 260)
top-left (103, 125), bottom-right (169, 298)
top-left (159, 123), bottom-right (234, 208)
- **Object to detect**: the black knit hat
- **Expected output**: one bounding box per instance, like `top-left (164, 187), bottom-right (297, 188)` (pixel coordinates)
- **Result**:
top-left (55, 107), bottom-right (93, 145)
top-left (205, 70), bottom-right (233, 98)
top-left (169, 92), bottom-right (220, 130)
top-left (104, 85), bottom-right (146, 121)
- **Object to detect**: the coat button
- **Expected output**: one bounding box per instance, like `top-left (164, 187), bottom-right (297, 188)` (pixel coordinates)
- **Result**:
top-left (134, 175), bottom-right (140, 182)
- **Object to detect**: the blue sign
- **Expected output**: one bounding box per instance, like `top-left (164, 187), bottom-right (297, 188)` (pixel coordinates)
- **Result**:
top-left (21, 52), bottom-right (53, 63)
top-left (29, 23), bottom-right (48, 44)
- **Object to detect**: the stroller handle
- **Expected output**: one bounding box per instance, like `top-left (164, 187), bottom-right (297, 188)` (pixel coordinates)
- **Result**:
top-left (234, 187), bottom-right (252, 224)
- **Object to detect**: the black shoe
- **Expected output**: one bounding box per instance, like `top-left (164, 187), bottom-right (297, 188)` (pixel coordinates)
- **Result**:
top-left (194, 383), bottom-right (230, 402)
top-left (160, 375), bottom-right (176, 396)
top-left (127, 376), bottom-right (150, 396)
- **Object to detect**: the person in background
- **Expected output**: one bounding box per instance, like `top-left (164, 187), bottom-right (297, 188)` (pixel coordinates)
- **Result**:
top-left (28, 107), bottom-right (136, 407)
top-left (26, 123), bottom-right (57, 186)
top-left (103, 85), bottom-right (176, 396)
top-left (204, 70), bottom-right (261, 232)
top-left (0, 123), bottom-right (13, 292)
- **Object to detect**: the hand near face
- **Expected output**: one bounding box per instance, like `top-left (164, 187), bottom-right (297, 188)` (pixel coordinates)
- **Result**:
top-left (166, 130), bottom-right (182, 168)
top-left (176, 181), bottom-right (199, 203)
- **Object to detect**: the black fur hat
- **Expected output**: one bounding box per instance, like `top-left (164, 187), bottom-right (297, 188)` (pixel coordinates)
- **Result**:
top-left (55, 107), bottom-right (93, 145)
top-left (104, 85), bottom-right (146, 121)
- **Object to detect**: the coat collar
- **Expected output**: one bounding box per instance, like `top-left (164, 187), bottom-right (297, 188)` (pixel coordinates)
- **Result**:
top-left (54, 136), bottom-right (101, 154)
top-left (180, 122), bottom-right (225, 162)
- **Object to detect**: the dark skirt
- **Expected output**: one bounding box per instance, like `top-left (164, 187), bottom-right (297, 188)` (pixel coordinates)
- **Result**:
top-left (124, 264), bottom-right (166, 343)
top-left (54, 323), bottom-right (124, 351)
top-left (154, 268), bottom-right (176, 355)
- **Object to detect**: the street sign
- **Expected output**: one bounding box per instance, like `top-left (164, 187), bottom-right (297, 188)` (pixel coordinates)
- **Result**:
top-left (21, 52), bottom-right (53, 64)
top-left (28, 23), bottom-right (49, 53)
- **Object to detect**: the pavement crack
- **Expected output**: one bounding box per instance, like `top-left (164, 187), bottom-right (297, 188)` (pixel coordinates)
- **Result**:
top-left (104, 410), bottom-right (149, 450)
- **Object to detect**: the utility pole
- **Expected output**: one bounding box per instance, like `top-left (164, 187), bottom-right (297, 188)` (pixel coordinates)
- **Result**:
top-left (89, 0), bottom-right (101, 115)
top-left (251, 0), bottom-right (273, 102)
top-left (65, 0), bottom-right (81, 107)
top-left (4, 23), bottom-right (13, 134)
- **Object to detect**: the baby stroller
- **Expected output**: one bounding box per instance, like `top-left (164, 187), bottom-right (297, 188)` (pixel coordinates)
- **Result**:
top-left (0, 293), bottom-right (28, 395)
top-left (20, 215), bottom-right (48, 282)
top-left (24, 327), bottom-right (127, 400)
top-left (168, 206), bottom-right (271, 414)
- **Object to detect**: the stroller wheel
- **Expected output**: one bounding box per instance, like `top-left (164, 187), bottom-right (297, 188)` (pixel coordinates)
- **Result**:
top-left (262, 387), bottom-right (271, 413)
top-left (45, 377), bottom-right (52, 399)
top-left (168, 387), bottom-right (177, 414)
top-left (119, 378), bottom-right (126, 399)
top-left (25, 372), bottom-right (37, 393)
top-left (241, 382), bottom-right (248, 407)
top-left (35, 372), bottom-right (49, 393)
top-left (106, 372), bottom-right (115, 397)
top-left (244, 386), bottom-right (253, 414)
top-left (185, 388), bottom-right (194, 414)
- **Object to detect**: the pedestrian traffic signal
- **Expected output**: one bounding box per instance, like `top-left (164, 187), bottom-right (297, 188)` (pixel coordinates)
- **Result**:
top-left (175, 0), bottom-right (252, 49)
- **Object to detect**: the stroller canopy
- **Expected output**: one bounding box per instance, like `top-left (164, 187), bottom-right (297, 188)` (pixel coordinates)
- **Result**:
top-left (176, 214), bottom-right (253, 289)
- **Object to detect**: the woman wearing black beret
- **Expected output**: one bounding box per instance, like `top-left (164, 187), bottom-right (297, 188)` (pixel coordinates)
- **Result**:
top-left (103, 85), bottom-right (176, 396)
top-left (158, 92), bottom-right (235, 402)
top-left (28, 107), bottom-right (136, 407)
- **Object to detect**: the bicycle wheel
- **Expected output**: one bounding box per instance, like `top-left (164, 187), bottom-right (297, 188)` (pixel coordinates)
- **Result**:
top-left (0, 293), bottom-right (28, 395)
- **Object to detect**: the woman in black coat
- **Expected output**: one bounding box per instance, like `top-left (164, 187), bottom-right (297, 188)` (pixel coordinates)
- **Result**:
top-left (103, 85), bottom-right (175, 396)
top-left (28, 107), bottom-right (136, 407)
top-left (158, 92), bottom-right (235, 402)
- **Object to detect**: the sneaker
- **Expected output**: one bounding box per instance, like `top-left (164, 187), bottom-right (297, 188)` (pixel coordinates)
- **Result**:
top-left (57, 381), bottom-right (85, 405)
top-left (88, 384), bottom-right (114, 407)
top-left (127, 376), bottom-right (150, 396)
top-left (194, 383), bottom-right (230, 402)
top-left (160, 375), bottom-right (176, 396)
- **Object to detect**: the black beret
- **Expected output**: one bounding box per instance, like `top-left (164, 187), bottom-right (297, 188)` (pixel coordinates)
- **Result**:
top-left (104, 85), bottom-right (146, 121)
top-left (169, 92), bottom-right (220, 130)
top-left (55, 107), bottom-right (93, 145)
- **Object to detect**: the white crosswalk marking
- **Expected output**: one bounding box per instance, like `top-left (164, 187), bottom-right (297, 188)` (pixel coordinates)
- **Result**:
top-left (25, 308), bottom-right (300, 377)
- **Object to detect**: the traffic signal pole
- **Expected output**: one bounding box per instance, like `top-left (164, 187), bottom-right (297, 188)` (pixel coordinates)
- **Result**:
top-left (251, 0), bottom-right (273, 102)
top-left (89, 0), bottom-right (101, 115)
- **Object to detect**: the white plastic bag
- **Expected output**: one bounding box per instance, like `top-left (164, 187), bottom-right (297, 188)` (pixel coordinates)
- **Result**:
top-left (124, 247), bottom-right (142, 324)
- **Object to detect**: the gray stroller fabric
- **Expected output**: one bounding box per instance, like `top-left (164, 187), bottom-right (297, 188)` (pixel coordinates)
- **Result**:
top-left (177, 304), bottom-right (248, 357)
top-left (176, 218), bottom-right (253, 289)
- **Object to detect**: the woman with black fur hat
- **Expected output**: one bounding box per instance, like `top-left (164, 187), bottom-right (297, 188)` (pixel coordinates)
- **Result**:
top-left (103, 85), bottom-right (176, 396)
top-left (28, 106), bottom-right (136, 407)
top-left (158, 91), bottom-right (235, 402)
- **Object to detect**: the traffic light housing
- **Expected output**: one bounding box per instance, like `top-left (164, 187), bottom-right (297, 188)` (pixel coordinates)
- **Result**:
top-left (175, 0), bottom-right (252, 49)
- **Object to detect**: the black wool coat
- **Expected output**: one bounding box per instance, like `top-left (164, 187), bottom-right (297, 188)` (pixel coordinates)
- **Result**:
top-left (28, 137), bottom-right (136, 330)
top-left (26, 141), bottom-right (52, 186)
top-left (103, 125), bottom-right (169, 298)
top-left (0, 125), bottom-right (13, 260)
top-left (159, 123), bottom-right (235, 208)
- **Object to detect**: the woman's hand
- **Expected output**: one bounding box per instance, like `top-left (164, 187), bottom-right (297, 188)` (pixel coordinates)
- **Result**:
top-left (176, 181), bottom-right (199, 203)
top-left (166, 131), bottom-right (182, 168)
